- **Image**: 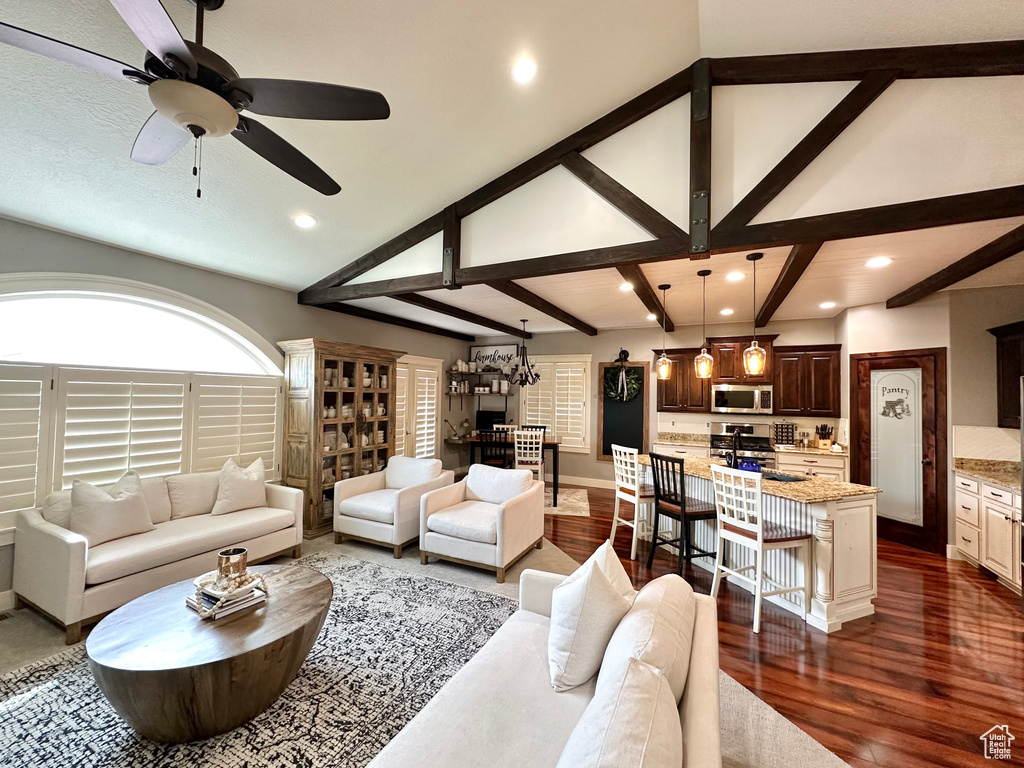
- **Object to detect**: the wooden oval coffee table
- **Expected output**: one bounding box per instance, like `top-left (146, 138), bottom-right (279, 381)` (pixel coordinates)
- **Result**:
top-left (85, 564), bottom-right (332, 743)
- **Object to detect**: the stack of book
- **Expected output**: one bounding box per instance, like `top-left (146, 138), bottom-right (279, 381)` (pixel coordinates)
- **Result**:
top-left (187, 585), bottom-right (266, 619)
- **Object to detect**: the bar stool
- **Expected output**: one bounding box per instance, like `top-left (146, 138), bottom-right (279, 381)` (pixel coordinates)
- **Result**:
top-left (514, 429), bottom-right (545, 482)
top-left (647, 453), bottom-right (717, 575)
top-left (709, 464), bottom-right (813, 634)
top-left (610, 445), bottom-right (654, 560)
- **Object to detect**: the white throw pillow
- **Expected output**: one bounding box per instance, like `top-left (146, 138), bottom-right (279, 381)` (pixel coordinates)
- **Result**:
top-left (211, 458), bottom-right (267, 515)
top-left (588, 540), bottom-right (638, 602)
top-left (385, 456), bottom-right (442, 489)
top-left (555, 657), bottom-right (683, 768)
top-left (44, 476), bottom-right (172, 528)
top-left (465, 464), bottom-right (533, 505)
top-left (69, 471), bottom-right (155, 547)
top-left (166, 471), bottom-right (222, 518)
top-left (598, 574), bottom-right (696, 704)
top-left (549, 555), bottom-right (633, 692)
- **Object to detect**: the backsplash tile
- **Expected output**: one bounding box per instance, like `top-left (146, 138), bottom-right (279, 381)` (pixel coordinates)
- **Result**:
top-left (952, 425), bottom-right (1021, 462)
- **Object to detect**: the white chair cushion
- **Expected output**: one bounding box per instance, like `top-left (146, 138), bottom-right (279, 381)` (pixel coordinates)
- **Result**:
top-left (165, 471), bottom-right (221, 519)
top-left (337, 489), bottom-right (400, 524)
top-left (211, 458), bottom-right (268, 516)
top-left (70, 471), bottom-right (155, 548)
top-left (598, 574), bottom-right (696, 704)
top-left (548, 552), bottom-right (633, 692)
top-left (385, 456), bottom-right (442, 489)
top-left (465, 464), bottom-right (533, 504)
top-left (42, 477), bottom-right (172, 528)
top-left (426, 500), bottom-right (499, 544)
top-left (85, 506), bottom-right (295, 585)
top-left (555, 657), bottom-right (683, 768)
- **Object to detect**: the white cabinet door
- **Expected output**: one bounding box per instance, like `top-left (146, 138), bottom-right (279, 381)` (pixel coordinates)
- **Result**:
top-left (982, 502), bottom-right (1015, 581)
top-left (810, 467), bottom-right (845, 481)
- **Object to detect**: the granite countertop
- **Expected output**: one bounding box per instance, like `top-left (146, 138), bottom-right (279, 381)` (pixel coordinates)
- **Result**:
top-left (653, 432), bottom-right (710, 447)
top-left (775, 445), bottom-right (849, 457)
top-left (636, 455), bottom-right (879, 504)
top-left (954, 458), bottom-right (1022, 493)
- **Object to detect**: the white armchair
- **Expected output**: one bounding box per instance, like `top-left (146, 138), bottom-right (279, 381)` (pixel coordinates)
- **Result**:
top-left (334, 456), bottom-right (454, 558)
top-left (419, 464), bottom-right (544, 582)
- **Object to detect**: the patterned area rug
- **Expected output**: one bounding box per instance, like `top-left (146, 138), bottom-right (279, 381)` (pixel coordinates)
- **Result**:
top-left (544, 487), bottom-right (590, 516)
top-left (0, 553), bottom-right (517, 768)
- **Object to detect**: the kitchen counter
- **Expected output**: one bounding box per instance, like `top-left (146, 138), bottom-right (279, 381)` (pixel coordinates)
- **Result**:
top-left (654, 432), bottom-right (710, 447)
top-left (954, 458), bottom-right (1022, 493)
top-left (637, 455), bottom-right (876, 503)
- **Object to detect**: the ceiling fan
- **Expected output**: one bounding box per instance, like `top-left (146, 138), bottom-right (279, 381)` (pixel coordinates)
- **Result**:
top-left (0, 0), bottom-right (391, 196)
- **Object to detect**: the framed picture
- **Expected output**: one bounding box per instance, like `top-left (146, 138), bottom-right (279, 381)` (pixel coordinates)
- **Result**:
top-left (469, 344), bottom-right (518, 372)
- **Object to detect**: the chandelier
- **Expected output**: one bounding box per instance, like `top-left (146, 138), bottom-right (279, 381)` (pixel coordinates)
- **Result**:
top-left (656, 283), bottom-right (672, 380)
top-left (506, 320), bottom-right (541, 387)
top-left (743, 252), bottom-right (768, 377)
top-left (694, 269), bottom-right (713, 379)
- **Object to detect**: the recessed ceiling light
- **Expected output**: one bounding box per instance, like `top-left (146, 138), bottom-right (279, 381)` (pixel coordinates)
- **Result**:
top-left (293, 214), bottom-right (317, 229)
top-left (819, 301), bottom-right (837, 309)
top-left (619, 282), bottom-right (634, 292)
top-left (510, 57), bottom-right (537, 84)
top-left (866, 256), bottom-right (892, 269)
top-left (726, 272), bottom-right (744, 282)
top-left (646, 313), bottom-right (657, 321)
top-left (719, 308), bottom-right (734, 316)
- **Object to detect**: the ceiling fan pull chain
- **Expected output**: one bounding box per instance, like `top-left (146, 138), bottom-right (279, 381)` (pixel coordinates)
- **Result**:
top-left (196, 135), bottom-right (203, 199)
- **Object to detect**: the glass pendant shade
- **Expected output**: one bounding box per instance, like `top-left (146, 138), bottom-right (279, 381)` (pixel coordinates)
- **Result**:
top-left (694, 348), bottom-right (713, 379)
top-left (656, 353), bottom-right (672, 381)
top-left (743, 340), bottom-right (767, 377)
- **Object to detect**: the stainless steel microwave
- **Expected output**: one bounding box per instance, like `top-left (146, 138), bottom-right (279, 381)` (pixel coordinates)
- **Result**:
top-left (711, 384), bottom-right (773, 415)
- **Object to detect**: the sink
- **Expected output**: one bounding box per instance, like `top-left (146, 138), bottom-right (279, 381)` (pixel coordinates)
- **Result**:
top-left (761, 472), bottom-right (807, 483)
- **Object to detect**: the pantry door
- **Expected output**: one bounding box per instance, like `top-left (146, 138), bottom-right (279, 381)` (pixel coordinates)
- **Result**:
top-left (850, 348), bottom-right (947, 555)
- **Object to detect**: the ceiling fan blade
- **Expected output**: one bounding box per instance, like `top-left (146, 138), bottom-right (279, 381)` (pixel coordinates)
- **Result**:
top-left (229, 78), bottom-right (390, 121)
top-left (233, 116), bottom-right (341, 196)
top-left (109, 0), bottom-right (197, 77)
top-left (0, 21), bottom-right (148, 82)
top-left (131, 111), bottom-right (191, 165)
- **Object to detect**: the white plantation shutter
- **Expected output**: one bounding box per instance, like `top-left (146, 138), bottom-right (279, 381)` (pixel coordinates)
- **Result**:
top-left (0, 364), bottom-right (52, 515)
top-left (521, 356), bottom-right (591, 452)
top-left (413, 368), bottom-right (439, 458)
top-left (523, 362), bottom-right (554, 431)
top-left (395, 357), bottom-right (442, 460)
top-left (394, 365), bottom-right (409, 457)
top-left (54, 368), bottom-right (188, 490)
top-left (190, 374), bottom-right (282, 478)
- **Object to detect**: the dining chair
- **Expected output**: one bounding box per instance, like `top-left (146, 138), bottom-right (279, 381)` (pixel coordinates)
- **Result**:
top-left (709, 464), bottom-right (813, 633)
top-left (646, 453), bottom-right (717, 575)
top-left (478, 429), bottom-right (511, 468)
top-left (514, 429), bottom-right (544, 482)
top-left (520, 424), bottom-right (547, 441)
top-left (494, 424), bottom-right (518, 433)
top-left (610, 445), bottom-right (654, 560)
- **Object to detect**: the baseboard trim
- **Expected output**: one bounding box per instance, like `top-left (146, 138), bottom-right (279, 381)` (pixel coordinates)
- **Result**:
top-left (946, 545), bottom-right (965, 561)
top-left (0, 590), bottom-right (14, 613)
top-left (550, 475), bottom-right (616, 490)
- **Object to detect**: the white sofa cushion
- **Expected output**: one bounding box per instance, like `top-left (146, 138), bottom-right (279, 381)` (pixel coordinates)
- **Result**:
top-left (385, 456), bottom-right (442, 489)
top-left (548, 551), bottom-right (633, 692)
top-left (465, 464), bottom-right (533, 505)
top-left (426, 500), bottom-right (498, 544)
top-left (212, 458), bottom-right (268, 516)
top-left (85, 506), bottom-right (295, 585)
top-left (337, 488), bottom-right (399, 524)
top-left (165, 471), bottom-right (221, 519)
top-left (70, 471), bottom-right (155, 547)
top-left (598, 574), bottom-right (696, 704)
top-left (555, 657), bottom-right (683, 768)
top-left (42, 477), bottom-right (172, 528)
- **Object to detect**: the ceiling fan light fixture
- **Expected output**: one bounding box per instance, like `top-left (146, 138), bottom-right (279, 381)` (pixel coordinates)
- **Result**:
top-left (148, 79), bottom-right (238, 138)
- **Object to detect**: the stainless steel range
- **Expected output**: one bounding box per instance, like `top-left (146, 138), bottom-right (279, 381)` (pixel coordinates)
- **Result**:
top-left (709, 422), bottom-right (776, 469)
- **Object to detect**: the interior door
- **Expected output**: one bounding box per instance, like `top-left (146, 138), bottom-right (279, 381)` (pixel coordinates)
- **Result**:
top-left (851, 348), bottom-right (947, 554)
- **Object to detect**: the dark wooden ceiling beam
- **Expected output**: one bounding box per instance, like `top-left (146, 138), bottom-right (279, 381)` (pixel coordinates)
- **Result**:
top-left (711, 40), bottom-right (1024, 85)
top-left (317, 302), bottom-right (475, 342)
top-left (715, 71), bottom-right (896, 234)
top-left (441, 204), bottom-right (461, 289)
top-left (712, 185), bottom-right (1024, 253)
top-left (299, 273), bottom-right (446, 305)
top-left (487, 280), bottom-right (598, 336)
top-left (689, 58), bottom-right (712, 257)
top-left (616, 264), bottom-right (674, 332)
top-left (755, 242), bottom-right (824, 327)
top-left (886, 223), bottom-right (1024, 308)
top-left (392, 293), bottom-right (531, 338)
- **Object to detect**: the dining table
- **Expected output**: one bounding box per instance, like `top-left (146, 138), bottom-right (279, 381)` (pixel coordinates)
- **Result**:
top-left (444, 434), bottom-right (562, 506)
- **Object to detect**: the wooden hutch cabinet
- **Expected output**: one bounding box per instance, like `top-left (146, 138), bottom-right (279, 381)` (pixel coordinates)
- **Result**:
top-left (279, 339), bottom-right (404, 539)
top-left (709, 335), bottom-right (777, 384)
top-left (655, 348), bottom-right (711, 413)
top-left (988, 321), bottom-right (1024, 429)
top-left (772, 344), bottom-right (841, 417)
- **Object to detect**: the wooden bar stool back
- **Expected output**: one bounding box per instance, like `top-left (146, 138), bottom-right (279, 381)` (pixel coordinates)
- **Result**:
top-left (610, 445), bottom-right (654, 560)
top-left (646, 453), bottom-right (717, 575)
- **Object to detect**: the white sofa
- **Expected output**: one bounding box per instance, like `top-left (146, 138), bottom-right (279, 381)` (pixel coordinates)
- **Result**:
top-left (13, 472), bottom-right (303, 644)
top-left (369, 569), bottom-right (722, 767)
top-left (334, 456), bottom-right (455, 558)
top-left (419, 464), bottom-right (544, 583)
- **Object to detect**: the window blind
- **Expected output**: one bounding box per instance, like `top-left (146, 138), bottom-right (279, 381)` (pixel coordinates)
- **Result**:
top-left (522, 357), bottom-right (590, 451)
top-left (190, 374), bottom-right (281, 477)
top-left (413, 367), bottom-right (439, 458)
top-left (394, 365), bottom-right (409, 457)
top-left (0, 364), bottom-right (52, 515)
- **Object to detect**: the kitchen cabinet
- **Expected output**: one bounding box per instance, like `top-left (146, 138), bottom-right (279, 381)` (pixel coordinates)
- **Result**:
top-left (954, 473), bottom-right (1022, 591)
top-left (708, 336), bottom-right (777, 385)
top-left (982, 500), bottom-right (1015, 582)
top-left (655, 348), bottom-right (710, 413)
top-left (772, 345), bottom-right (841, 417)
top-left (775, 451), bottom-right (848, 481)
top-left (651, 442), bottom-right (710, 460)
top-left (987, 321), bottom-right (1024, 430)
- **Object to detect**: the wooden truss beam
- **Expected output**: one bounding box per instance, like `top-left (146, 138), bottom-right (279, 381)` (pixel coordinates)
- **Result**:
top-left (689, 58), bottom-right (712, 257)
top-left (441, 204), bottom-right (460, 288)
top-left (393, 293), bottom-right (531, 338)
top-left (486, 280), bottom-right (598, 336)
top-left (886, 223), bottom-right (1024, 308)
top-left (616, 264), bottom-right (674, 332)
top-left (755, 242), bottom-right (823, 327)
top-left (316, 302), bottom-right (475, 342)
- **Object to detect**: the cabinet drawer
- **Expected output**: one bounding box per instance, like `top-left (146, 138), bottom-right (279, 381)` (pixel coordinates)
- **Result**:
top-left (955, 491), bottom-right (980, 527)
top-left (780, 454), bottom-right (846, 470)
top-left (955, 521), bottom-right (980, 560)
top-left (983, 483), bottom-right (1014, 505)
top-left (954, 475), bottom-right (979, 494)
top-left (652, 443), bottom-right (709, 459)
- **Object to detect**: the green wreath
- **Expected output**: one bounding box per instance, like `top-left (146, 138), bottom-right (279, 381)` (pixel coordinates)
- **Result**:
top-left (604, 366), bottom-right (642, 402)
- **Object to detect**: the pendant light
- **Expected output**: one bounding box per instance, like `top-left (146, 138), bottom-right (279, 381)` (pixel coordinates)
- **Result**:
top-left (694, 269), bottom-right (713, 379)
top-left (656, 284), bottom-right (672, 381)
top-left (743, 253), bottom-right (767, 377)
top-left (505, 320), bottom-right (541, 386)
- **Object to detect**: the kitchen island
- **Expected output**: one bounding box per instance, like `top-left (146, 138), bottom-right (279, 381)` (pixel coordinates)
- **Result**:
top-left (638, 455), bottom-right (879, 633)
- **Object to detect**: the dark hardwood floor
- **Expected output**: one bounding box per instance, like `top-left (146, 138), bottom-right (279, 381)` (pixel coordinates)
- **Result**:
top-left (546, 485), bottom-right (1024, 768)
